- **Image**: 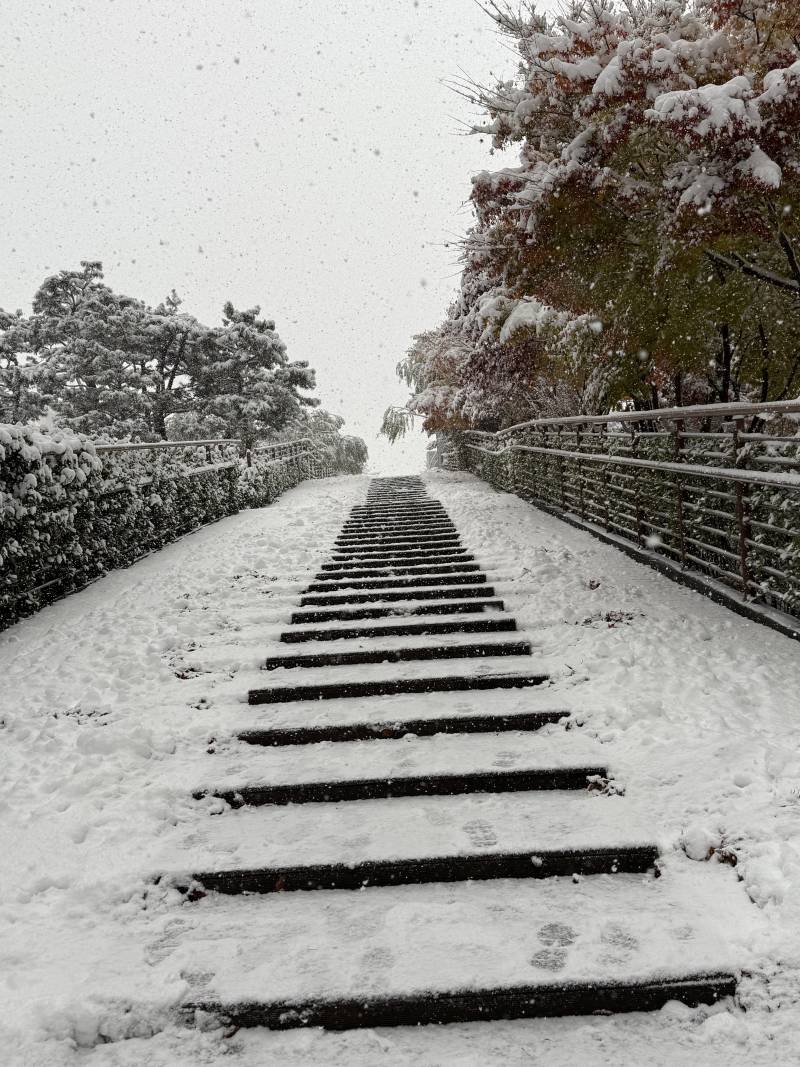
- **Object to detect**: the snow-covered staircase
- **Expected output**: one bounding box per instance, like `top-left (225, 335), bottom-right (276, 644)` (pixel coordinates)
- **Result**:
top-left (172, 475), bottom-right (739, 1031)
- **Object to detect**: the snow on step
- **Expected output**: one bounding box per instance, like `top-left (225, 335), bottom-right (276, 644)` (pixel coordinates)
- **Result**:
top-left (164, 790), bottom-right (647, 875)
top-left (181, 640), bottom-right (540, 679)
top-left (262, 643), bottom-right (533, 672)
top-left (279, 610), bottom-right (517, 642)
top-left (290, 600), bottom-right (506, 625)
top-left (266, 628), bottom-right (533, 661)
top-left (227, 683), bottom-right (571, 734)
top-left (319, 554), bottom-right (476, 571)
top-left (168, 866), bottom-right (740, 1015)
top-left (197, 729), bottom-right (604, 792)
top-left (299, 585), bottom-right (496, 606)
top-left (315, 562), bottom-right (481, 578)
top-left (247, 652), bottom-right (549, 689)
top-left (305, 571), bottom-right (484, 591)
top-left (246, 656), bottom-right (551, 704)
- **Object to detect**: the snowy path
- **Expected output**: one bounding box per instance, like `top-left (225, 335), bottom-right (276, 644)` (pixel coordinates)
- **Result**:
top-left (1, 471), bottom-right (799, 1064)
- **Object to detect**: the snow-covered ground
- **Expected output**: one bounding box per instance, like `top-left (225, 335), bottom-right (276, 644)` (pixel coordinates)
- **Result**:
top-left (1, 470), bottom-right (799, 1065)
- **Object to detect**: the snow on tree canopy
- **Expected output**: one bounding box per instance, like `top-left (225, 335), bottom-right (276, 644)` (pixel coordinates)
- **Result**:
top-left (387, 0), bottom-right (800, 435)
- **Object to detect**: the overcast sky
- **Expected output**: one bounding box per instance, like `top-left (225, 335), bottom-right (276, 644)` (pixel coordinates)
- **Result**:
top-left (1, 0), bottom-right (519, 471)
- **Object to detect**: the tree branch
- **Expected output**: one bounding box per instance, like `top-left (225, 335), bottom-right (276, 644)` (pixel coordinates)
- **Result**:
top-left (705, 251), bottom-right (800, 294)
top-left (778, 229), bottom-right (800, 288)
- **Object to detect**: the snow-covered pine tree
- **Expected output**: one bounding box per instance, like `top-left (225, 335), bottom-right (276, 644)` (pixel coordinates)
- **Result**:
top-left (2, 265), bottom-right (332, 447)
top-left (193, 302), bottom-right (318, 448)
top-left (27, 262), bottom-right (150, 437)
top-left (0, 309), bottom-right (37, 424)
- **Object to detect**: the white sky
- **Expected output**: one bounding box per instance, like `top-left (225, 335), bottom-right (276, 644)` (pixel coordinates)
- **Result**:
top-left (0, 0), bottom-right (520, 473)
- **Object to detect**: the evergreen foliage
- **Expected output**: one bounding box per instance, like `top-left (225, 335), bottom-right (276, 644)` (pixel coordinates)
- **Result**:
top-left (0, 423), bottom-right (337, 630)
top-left (0, 263), bottom-right (360, 457)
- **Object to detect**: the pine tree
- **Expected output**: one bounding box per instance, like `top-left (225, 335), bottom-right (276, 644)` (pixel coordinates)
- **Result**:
top-left (194, 302), bottom-right (318, 448)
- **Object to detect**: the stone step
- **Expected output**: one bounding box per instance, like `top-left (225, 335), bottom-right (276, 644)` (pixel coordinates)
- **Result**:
top-left (356, 512), bottom-right (443, 519)
top-left (173, 868), bottom-right (740, 1029)
top-left (264, 636), bottom-right (531, 671)
top-left (315, 562), bottom-right (480, 579)
top-left (333, 543), bottom-right (464, 556)
top-left (198, 766), bottom-right (606, 807)
top-left (349, 507), bottom-right (447, 518)
top-left (240, 704), bottom-right (571, 746)
top-left (232, 684), bottom-right (568, 741)
top-left (199, 729), bottom-right (602, 793)
top-left (186, 845), bottom-right (657, 895)
top-left (333, 541), bottom-right (463, 554)
top-left (339, 521), bottom-right (454, 531)
top-left (320, 555), bottom-right (475, 572)
top-left (290, 599), bottom-right (506, 624)
top-left (338, 527), bottom-right (457, 540)
top-left (341, 518), bottom-right (453, 530)
top-left (304, 572), bottom-right (486, 593)
top-left (365, 498), bottom-right (430, 506)
top-left (247, 666), bottom-right (548, 704)
top-left (341, 517), bottom-right (454, 528)
top-left (279, 615), bottom-right (517, 643)
top-left (338, 531), bottom-right (457, 543)
top-left (299, 585), bottom-right (494, 607)
top-left (328, 548), bottom-right (472, 563)
top-left (173, 783), bottom-right (653, 893)
top-left (352, 498), bottom-right (443, 507)
top-left (237, 708), bottom-right (571, 751)
top-left (336, 532), bottom-right (460, 546)
top-left (237, 706), bottom-right (565, 745)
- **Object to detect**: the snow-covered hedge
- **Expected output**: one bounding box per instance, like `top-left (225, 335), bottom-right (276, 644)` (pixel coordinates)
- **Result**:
top-left (0, 424), bottom-right (334, 629)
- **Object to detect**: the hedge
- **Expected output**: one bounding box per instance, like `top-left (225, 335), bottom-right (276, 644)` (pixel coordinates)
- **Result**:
top-left (0, 425), bottom-right (335, 630)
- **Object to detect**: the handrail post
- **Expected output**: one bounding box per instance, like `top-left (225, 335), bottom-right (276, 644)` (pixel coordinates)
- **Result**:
top-left (629, 425), bottom-right (644, 546)
top-left (598, 421), bottom-right (610, 531)
top-left (556, 425), bottom-right (566, 510)
top-left (575, 422), bottom-right (586, 520)
top-left (538, 426), bottom-right (547, 502)
top-left (732, 417), bottom-right (751, 600)
top-left (672, 418), bottom-right (687, 567)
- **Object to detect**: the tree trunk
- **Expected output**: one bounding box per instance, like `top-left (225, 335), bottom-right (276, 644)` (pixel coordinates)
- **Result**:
top-left (152, 397), bottom-right (168, 439)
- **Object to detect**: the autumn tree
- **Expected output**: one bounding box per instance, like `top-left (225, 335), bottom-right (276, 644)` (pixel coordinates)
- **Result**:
top-left (388, 0), bottom-right (800, 436)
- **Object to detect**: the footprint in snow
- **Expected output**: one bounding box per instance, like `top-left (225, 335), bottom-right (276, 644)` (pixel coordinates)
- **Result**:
top-left (361, 946), bottom-right (395, 973)
top-left (463, 820), bottom-right (498, 848)
top-left (529, 922), bottom-right (577, 972)
top-left (492, 751), bottom-right (520, 768)
top-left (424, 807), bottom-right (450, 827)
top-left (598, 922), bottom-right (639, 965)
top-left (530, 947), bottom-right (568, 971)
top-left (538, 922), bottom-right (577, 947)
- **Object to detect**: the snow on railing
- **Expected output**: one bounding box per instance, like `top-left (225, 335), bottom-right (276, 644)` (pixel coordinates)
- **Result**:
top-left (461, 399), bottom-right (800, 624)
top-left (1, 429), bottom-right (335, 629)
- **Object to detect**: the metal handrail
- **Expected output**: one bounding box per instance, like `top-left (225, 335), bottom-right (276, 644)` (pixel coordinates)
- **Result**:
top-left (478, 398), bottom-right (800, 438)
top-left (459, 404), bottom-right (800, 622)
top-left (94, 437), bottom-right (239, 453)
top-left (464, 441), bottom-right (800, 490)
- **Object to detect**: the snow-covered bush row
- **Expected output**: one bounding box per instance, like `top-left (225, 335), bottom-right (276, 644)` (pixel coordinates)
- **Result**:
top-left (0, 423), bottom-right (333, 629)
